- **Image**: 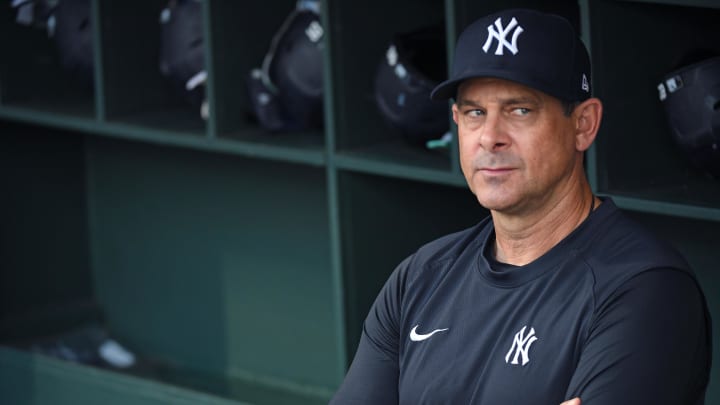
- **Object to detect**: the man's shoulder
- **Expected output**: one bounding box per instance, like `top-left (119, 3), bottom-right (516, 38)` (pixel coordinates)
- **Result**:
top-left (581, 199), bottom-right (694, 297)
top-left (586, 201), bottom-right (689, 269)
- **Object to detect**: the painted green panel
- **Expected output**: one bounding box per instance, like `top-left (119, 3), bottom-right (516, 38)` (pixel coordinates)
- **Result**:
top-left (85, 137), bottom-right (338, 401)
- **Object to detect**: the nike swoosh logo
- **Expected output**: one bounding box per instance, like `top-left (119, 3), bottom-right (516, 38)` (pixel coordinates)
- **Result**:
top-left (410, 325), bottom-right (449, 342)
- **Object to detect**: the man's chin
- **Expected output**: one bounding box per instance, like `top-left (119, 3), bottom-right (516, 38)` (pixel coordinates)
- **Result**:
top-left (476, 198), bottom-right (512, 213)
top-left (476, 196), bottom-right (526, 216)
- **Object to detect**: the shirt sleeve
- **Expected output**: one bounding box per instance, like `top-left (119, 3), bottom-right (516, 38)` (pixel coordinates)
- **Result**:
top-left (329, 256), bottom-right (411, 405)
top-left (564, 268), bottom-right (712, 405)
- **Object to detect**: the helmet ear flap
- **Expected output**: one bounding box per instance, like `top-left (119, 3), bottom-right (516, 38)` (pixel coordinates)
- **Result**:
top-left (373, 25), bottom-right (450, 148)
top-left (159, 0), bottom-right (207, 115)
top-left (709, 88), bottom-right (720, 139)
top-left (712, 102), bottom-right (720, 138)
top-left (11, 0), bottom-right (58, 31)
top-left (247, 3), bottom-right (325, 132)
top-left (246, 69), bottom-right (289, 132)
top-left (53, 0), bottom-right (94, 88)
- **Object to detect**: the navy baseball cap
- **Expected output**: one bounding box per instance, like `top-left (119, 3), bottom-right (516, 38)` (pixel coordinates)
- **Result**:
top-left (430, 8), bottom-right (592, 102)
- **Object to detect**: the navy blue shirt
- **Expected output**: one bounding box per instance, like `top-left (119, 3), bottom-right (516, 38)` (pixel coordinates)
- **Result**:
top-left (331, 199), bottom-right (711, 404)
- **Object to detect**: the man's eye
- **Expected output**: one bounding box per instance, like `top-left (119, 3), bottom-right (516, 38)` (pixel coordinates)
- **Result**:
top-left (512, 107), bottom-right (531, 116)
top-left (467, 109), bottom-right (485, 117)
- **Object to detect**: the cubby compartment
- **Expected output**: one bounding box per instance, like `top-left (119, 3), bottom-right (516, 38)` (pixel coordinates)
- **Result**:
top-left (206, 0), bottom-right (326, 159)
top-left (97, 0), bottom-right (207, 136)
top-left (588, 0), bottom-right (720, 219)
top-left (336, 170), bottom-right (487, 356)
top-left (1, 125), bottom-right (340, 405)
top-left (0, 1), bottom-right (96, 119)
top-left (83, 138), bottom-right (339, 404)
top-left (0, 122), bottom-right (95, 342)
top-left (326, 0), bottom-right (455, 176)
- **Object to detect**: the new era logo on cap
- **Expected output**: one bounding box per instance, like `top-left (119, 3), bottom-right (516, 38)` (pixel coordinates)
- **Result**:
top-left (431, 8), bottom-right (592, 102)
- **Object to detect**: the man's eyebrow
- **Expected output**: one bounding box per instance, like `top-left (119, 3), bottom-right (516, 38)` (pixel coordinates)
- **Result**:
top-left (455, 98), bottom-right (482, 108)
top-left (503, 96), bottom-right (542, 106)
top-left (455, 96), bottom-right (542, 108)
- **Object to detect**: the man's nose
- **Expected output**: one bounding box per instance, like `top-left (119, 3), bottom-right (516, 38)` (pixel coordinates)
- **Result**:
top-left (478, 113), bottom-right (510, 151)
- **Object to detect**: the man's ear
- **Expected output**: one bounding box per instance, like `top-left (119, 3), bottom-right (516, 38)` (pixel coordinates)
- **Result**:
top-left (574, 98), bottom-right (603, 152)
top-left (452, 103), bottom-right (460, 125)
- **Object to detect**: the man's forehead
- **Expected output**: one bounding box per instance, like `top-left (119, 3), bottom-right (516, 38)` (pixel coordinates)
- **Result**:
top-left (456, 78), bottom-right (545, 105)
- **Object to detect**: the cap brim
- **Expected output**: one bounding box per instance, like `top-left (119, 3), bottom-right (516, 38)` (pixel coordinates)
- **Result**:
top-left (430, 70), bottom-right (572, 103)
top-left (430, 78), bottom-right (464, 101)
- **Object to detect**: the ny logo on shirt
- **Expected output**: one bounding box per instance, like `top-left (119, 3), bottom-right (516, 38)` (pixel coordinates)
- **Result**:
top-left (505, 325), bottom-right (538, 366)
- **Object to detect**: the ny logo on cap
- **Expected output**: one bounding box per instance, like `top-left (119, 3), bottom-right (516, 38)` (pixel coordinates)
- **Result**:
top-left (482, 17), bottom-right (524, 56)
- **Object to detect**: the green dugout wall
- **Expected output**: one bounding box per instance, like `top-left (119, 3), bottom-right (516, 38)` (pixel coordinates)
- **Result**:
top-left (1, 1), bottom-right (718, 404)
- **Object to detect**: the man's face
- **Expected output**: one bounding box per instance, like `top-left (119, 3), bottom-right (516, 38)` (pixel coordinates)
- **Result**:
top-left (452, 77), bottom-right (582, 216)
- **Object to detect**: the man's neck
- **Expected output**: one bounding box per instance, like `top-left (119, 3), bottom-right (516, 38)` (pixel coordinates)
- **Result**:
top-left (492, 186), bottom-right (597, 266)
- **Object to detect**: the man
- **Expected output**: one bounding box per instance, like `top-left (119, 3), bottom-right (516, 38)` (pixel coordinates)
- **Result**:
top-left (330, 8), bottom-right (712, 405)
